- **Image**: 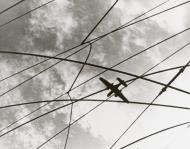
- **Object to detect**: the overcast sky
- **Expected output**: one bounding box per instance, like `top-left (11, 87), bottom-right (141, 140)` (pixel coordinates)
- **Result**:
top-left (0, 0), bottom-right (190, 149)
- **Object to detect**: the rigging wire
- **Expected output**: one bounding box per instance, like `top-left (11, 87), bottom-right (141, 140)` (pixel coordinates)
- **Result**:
top-left (1, 98), bottom-right (190, 111)
top-left (119, 121), bottom-right (190, 149)
top-left (0, 0), bottom-right (25, 16)
top-left (109, 60), bottom-right (190, 149)
top-left (0, 0), bottom-right (55, 29)
top-left (81, 0), bottom-right (119, 44)
top-left (64, 44), bottom-right (92, 149)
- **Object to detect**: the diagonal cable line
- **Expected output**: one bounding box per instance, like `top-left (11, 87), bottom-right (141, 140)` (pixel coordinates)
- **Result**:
top-left (86, 0), bottom-right (190, 44)
top-left (81, 0), bottom-right (119, 44)
top-left (116, 0), bottom-right (171, 30)
top-left (0, 0), bottom-right (181, 85)
top-left (125, 64), bottom-right (190, 84)
top-left (1, 98), bottom-right (190, 111)
top-left (64, 44), bottom-right (92, 149)
top-left (0, 0), bottom-right (25, 15)
top-left (0, 0), bottom-right (55, 29)
top-left (109, 60), bottom-right (190, 149)
top-left (119, 121), bottom-right (190, 149)
top-left (68, 44), bottom-right (92, 92)
top-left (64, 93), bottom-right (73, 149)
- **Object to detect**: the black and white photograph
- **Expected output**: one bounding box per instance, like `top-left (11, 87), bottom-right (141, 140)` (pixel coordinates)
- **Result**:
top-left (0, 0), bottom-right (190, 148)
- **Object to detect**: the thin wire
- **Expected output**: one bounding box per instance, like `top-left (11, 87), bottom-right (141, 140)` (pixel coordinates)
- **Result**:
top-left (1, 98), bottom-right (190, 111)
top-left (86, 0), bottom-right (190, 43)
top-left (64, 44), bottom-right (92, 149)
top-left (117, 0), bottom-right (171, 30)
top-left (119, 121), bottom-right (190, 149)
top-left (109, 60), bottom-right (190, 148)
top-left (0, 0), bottom-right (55, 29)
top-left (81, 0), bottom-right (119, 44)
top-left (0, 0), bottom-right (25, 15)
top-left (63, 93), bottom-right (73, 149)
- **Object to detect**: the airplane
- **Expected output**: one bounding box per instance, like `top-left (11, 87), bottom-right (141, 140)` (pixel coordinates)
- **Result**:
top-left (99, 77), bottom-right (129, 103)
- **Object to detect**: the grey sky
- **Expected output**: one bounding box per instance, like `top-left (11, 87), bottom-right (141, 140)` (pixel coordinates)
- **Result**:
top-left (0, 0), bottom-right (190, 149)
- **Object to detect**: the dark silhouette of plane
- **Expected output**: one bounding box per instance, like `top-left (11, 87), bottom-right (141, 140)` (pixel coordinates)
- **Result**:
top-left (99, 77), bottom-right (129, 103)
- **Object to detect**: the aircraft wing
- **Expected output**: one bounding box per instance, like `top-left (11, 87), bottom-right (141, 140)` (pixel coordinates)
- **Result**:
top-left (107, 90), bottom-right (114, 97)
top-left (99, 77), bottom-right (112, 88)
top-left (117, 92), bottom-right (129, 103)
top-left (117, 77), bottom-right (127, 87)
top-left (99, 77), bottom-right (116, 97)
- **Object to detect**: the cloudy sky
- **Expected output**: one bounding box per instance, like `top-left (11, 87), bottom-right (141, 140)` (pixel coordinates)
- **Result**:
top-left (0, 0), bottom-right (190, 148)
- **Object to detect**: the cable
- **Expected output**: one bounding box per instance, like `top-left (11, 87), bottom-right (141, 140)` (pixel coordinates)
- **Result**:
top-left (1, 98), bottom-right (190, 111)
top-left (64, 44), bottom-right (92, 149)
top-left (0, 0), bottom-right (25, 16)
top-left (0, 0), bottom-right (55, 29)
top-left (63, 94), bottom-right (73, 149)
top-left (109, 60), bottom-right (190, 148)
top-left (117, 0), bottom-right (171, 30)
top-left (119, 121), bottom-right (190, 149)
top-left (81, 0), bottom-right (119, 44)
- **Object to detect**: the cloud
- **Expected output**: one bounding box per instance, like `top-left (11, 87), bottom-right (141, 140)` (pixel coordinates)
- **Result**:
top-left (0, 0), bottom-right (190, 148)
